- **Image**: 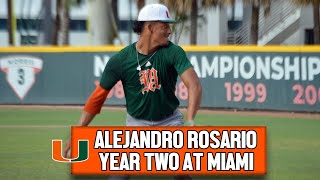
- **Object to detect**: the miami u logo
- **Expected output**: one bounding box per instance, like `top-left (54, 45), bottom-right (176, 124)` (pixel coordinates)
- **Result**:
top-left (52, 139), bottom-right (89, 163)
top-left (139, 68), bottom-right (161, 94)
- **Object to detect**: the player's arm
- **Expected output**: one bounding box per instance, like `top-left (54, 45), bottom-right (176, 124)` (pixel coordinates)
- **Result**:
top-left (77, 84), bottom-right (111, 127)
top-left (63, 85), bottom-right (110, 157)
top-left (171, 45), bottom-right (202, 126)
top-left (63, 53), bottom-right (121, 157)
top-left (180, 67), bottom-right (202, 126)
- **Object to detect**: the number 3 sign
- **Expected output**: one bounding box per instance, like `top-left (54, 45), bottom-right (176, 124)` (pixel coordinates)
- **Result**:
top-left (0, 56), bottom-right (43, 100)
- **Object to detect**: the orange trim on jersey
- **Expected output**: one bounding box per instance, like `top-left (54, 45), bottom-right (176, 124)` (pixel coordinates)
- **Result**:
top-left (84, 85), bottom-right (110, 114)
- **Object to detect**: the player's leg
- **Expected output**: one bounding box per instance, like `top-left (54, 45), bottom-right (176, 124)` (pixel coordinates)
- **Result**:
top-left (126, 113), bottom-right (154, 126)
top-left (108, 175), bottom-right (130, 180)
top-left (125, 109), bottom-right (191, 180)
top-left (107, 114), bottom-right (139, 180)
top-left (173, 176), bottom-right (192, 180)
top-left (126, 109), bottom-right (183, 126)
top-left (149, 109), bottom-right (192, 180)
top-left (154, 109), bottom-right (184, 126)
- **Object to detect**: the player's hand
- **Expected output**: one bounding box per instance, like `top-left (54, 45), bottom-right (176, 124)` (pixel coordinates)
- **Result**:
top-left (63, 137), bottom-right (71, 158)
top-left (186, 123), bottom-right (196, 126)
top-left (184, 120), bottom-right (196, 126)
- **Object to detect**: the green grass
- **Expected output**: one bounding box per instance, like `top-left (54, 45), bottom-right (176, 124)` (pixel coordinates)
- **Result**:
top-left (0, 108), bottom-right (319, 180)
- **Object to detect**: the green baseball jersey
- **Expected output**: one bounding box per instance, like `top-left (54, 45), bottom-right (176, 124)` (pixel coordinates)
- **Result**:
top-left (100, 41), bottom-right (192, 120)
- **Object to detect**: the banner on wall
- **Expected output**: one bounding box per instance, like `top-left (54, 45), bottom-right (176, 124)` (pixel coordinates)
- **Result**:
top-left (0, 46), bottom-right (319, 112)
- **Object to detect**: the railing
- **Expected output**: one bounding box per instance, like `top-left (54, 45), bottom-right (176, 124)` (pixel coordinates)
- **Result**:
top-left (227, 22), bottom-right (250, 45)
top-left (258, 0), bottom-right (299, 39)
top-left (227, 0), bottom-right (300, 45)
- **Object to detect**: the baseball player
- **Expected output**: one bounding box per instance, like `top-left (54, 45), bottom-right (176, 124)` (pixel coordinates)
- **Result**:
top-left (64, 3), bottom-right (202, 180)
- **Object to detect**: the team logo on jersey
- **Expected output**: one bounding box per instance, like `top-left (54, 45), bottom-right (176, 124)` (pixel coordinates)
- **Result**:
top-left (139, 68), bottom-right (161, 94)
top-left (0, 56), bottom-right (43, 100)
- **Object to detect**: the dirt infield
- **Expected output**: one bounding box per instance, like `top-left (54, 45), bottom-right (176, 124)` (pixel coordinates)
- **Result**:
top-left (1, 105), bottom-right (319, 119)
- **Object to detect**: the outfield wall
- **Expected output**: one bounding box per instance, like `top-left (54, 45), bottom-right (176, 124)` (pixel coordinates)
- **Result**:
top-left (0, 46), bottom-right (319, 112)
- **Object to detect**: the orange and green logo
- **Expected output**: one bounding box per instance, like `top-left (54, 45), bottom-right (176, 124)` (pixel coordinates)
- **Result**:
top-left (139, 68), bottom-right (161, 94)
top-left (52, 139), bottom-right (89, 163)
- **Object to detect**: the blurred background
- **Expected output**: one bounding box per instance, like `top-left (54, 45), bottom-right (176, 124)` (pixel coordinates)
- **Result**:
top-left (1, 0), bottom-right (319, 46)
